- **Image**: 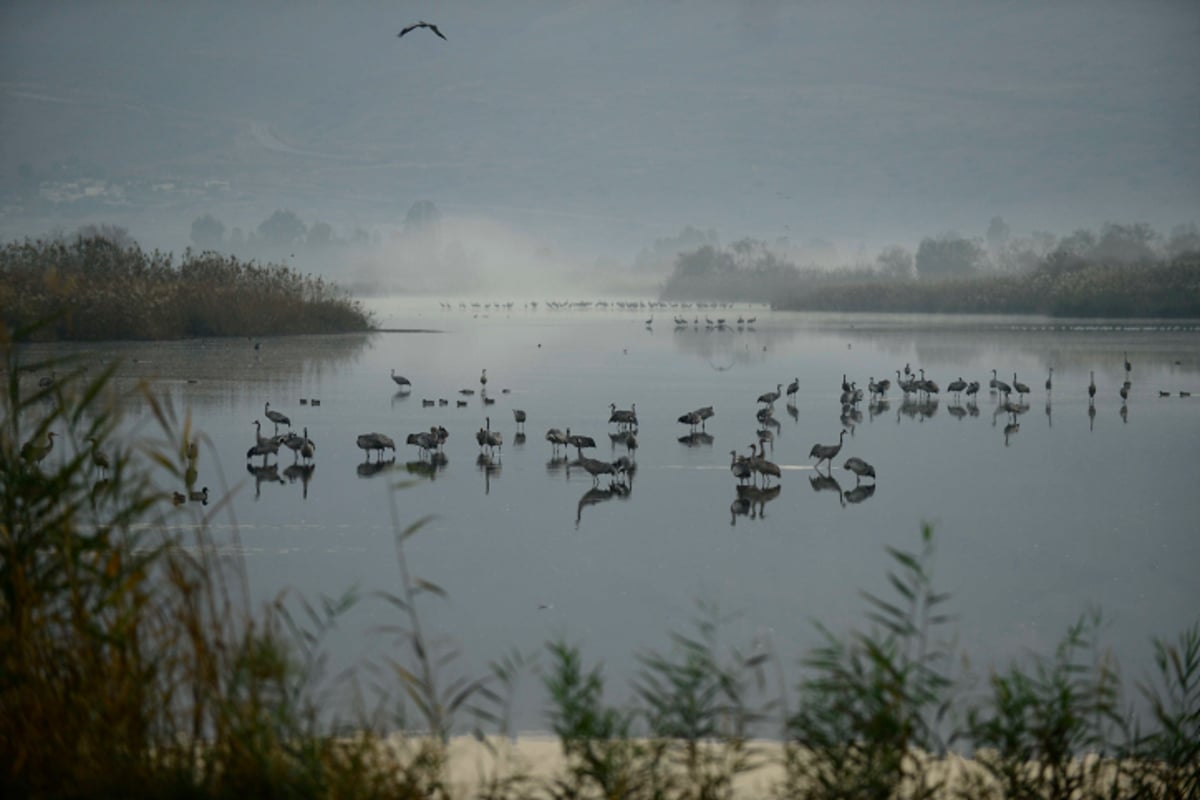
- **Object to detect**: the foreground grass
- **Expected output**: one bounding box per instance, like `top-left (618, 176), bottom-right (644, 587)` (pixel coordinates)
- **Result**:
top-left (2, 324), bottom-right (1197, 799)
top-left (0, 235), bottom-right (373, 341)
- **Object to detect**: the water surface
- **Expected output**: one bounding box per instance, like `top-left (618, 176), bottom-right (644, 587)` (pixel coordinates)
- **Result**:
top-left (18, 302), bottom-right (1200, 732)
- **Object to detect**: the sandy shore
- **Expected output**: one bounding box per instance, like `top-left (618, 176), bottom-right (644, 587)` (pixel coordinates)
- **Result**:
top-left (427, 735), bottom-right (1135, 799)
top-left (441, 735), bottom-right (784, 797)
top-left (427, 735), bottom-right (1034, 799)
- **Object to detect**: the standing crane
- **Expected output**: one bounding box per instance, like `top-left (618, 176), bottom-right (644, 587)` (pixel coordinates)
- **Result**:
top-left (264, 401), bottom-right (291, 433)
top-left (809, 430), bottom-right (848, 470)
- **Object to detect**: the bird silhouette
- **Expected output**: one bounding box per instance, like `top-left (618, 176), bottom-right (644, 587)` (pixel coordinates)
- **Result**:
top-left (809, 430), bottom-right (848, 469)
top-left (842, 456), bottom-right (876, 484)
top-left (398, 20), bottom-right (447, 40)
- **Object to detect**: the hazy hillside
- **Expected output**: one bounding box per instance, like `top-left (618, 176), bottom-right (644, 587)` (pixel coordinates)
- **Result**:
top-left (2, 1), bottom-right (1198, 289)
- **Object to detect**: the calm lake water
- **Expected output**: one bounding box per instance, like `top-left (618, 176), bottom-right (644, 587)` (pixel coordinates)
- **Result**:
top-left (16, 300), bottom-right (1200, 732)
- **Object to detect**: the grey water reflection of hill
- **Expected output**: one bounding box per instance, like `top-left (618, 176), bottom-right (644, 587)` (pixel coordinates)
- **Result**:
top-left (45, 333), bottom-right (375, 412)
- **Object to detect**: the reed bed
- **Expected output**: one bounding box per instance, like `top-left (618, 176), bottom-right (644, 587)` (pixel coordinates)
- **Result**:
top-left (777, 259), bottom-right (1200, 318)
top-left (2, 324), bottom-right (1197, 799)
top-left (661, 249), bottom-right (1200, 318)
top-left (0, 235), bottom-right (372, 341)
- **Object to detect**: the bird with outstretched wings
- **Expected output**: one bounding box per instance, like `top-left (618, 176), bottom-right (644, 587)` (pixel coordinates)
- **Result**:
top-left (398, 21), bottom-right (447, 40)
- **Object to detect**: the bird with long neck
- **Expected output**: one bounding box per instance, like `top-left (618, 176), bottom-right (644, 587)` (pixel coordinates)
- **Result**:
top-left (730, 450), bottom-right (752, 486)
top-left (749, 442), bottom-right (781, 487)
top-left (809, 430), bottom-right (848, 470)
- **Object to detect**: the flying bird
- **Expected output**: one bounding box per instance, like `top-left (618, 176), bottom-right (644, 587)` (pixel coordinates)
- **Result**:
top-left (398, 21), bottom-right (447, 40)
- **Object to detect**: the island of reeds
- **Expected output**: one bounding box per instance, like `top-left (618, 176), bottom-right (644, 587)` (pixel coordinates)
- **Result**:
top-left (0, 233), bottom-right (372, 341)
top-left (2, 330), bottom-right (1197, 799)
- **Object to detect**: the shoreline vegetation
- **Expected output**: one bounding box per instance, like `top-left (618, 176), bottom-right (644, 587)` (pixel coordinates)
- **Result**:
top-left (658, 223), bottom-right (1200, 319)
top-left (2, 332), bottom-right (1197, 799)
top-left (0, 233), bottom-right (373, 342)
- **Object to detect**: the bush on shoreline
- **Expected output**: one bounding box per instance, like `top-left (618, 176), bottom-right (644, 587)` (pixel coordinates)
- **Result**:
top-left (1, 328), bottom-right (1197, 799)
top-left (775, 257), bottom-right (1200, 318)
top-left (0, 234), bottom-right (373, 341)
top-left (659, 236), bottom-right (1200, 318)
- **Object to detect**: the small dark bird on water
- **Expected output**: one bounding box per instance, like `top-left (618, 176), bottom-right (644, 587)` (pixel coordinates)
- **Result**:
top-left (398, 21), bottom-right (446, 40)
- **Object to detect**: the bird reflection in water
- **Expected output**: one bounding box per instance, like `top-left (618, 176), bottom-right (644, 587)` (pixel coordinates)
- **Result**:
top-left (356, 457), bottom-right (395, 479)
top-left (609, 429), bottom-right (638, 453)
top-left (514, 432), bottom-right (527, 449)
top-left (809, 469), bottom-right (845, 508)
top-left (283, 463), bottom-right (315, 499)
top-left (247, 461), bottom-right (285, 498)
top-left (1045, 398), bottom-right (1053, 428)
top-left (730, 483), bottom-right (782, 524)
top-left (391, 389), bottom-right (412, 409)
top-left (1088, 403), bottom-right (1097, 432)
top-left (786, 401), bottom-right (799, 422)
top-left (678, 431), bottom-right (714, 447)
top-left (545, 453), bottom-right (569, 476)
top-left (406, 452), bottom-right (447, 480)
top-left (575, 481), bottom-right (631, 529)
top-left (1003, 421), bottom-right (1020, 446)
top-left (947, 403), bottom-right (967, 421)
top-left (1120, 402), bottom-right (1128, 424)
top-left (477, 452), bottom-right (501, 494)
top-left (898, 397), bottom-right (938, 423)
top-left (843, 483), bottom-right (876, 505)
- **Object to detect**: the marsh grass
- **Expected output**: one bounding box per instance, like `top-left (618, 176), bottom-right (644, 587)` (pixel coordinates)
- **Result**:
top-left (776, 259), bottom-right (1200, 318)
top-left (0, 235), bottom-right (372, 341)
top-left (1, 320), bottom-right (1197, 798)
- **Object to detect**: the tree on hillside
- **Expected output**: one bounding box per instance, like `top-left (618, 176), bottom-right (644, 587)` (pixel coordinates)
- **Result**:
top-left (985, 216), bottom-right (1011, 262)
top-left (306, 220), bottom-right (335, 248)
top-left (635, 225), bottom-right (720, 274)
top-left (256, 210), bottom-right (307, 248)
top-left (915, 234), bottom-right (985, 279)
top-left (674, 245), bottom-right (734, 279)
top-left (404, 201), bottom-right (441, 235)
top-left (1167, 223), bottom-right (1200, 258)
top-left (1094, 222), bottom-right (1158, 265)
top-left (876, 245), bottom-right (914, 279)
top-left (190, 214), bottom-right (226, 250)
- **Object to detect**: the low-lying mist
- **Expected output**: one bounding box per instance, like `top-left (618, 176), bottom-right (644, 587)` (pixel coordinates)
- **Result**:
top-left (338, 215), bottom-right (658, 299)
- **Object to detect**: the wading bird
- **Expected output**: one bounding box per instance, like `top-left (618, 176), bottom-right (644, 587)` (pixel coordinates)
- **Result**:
top-left (1013, 373), bottom-right (1030, 401)
top-left (88, 437), bottom-right (110, 477)
top-left (757, 384), bottom-right (782, 406)
top-left (21, 431), bottom-right (56, 465)
top-left (545, 427), bottom-right (569, 454)
top-left (730, 450), bottom-right (752, 486)
top-left (300, 427), bottom-right (315, 464)
top-left (809, 430), bottom-right (848, 470)
top-left (391, 370), bottom-right (412, 388)
top-left (748, 442), bottom-right (781, 487)
top-left (264, 401), bottom-right (291, 432)
top-left (609, 403), bottom-right (638, 428)
top-left (843, 456), bottom-right (876, 484)
top-left (356, 432), bottom-right (394, 462)
top-left (513, 408), bottom-right (527, 432)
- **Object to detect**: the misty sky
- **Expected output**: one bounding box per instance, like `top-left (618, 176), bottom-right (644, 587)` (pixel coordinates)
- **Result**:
top-left (1, 0), bottom-right (1198, 271)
